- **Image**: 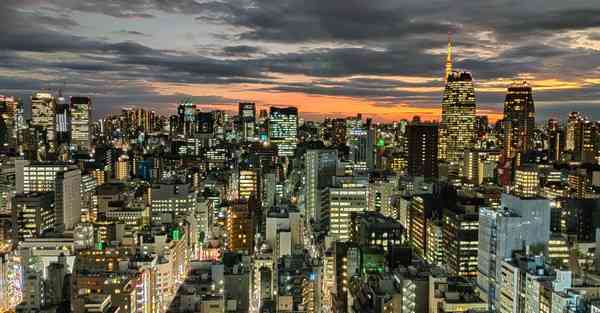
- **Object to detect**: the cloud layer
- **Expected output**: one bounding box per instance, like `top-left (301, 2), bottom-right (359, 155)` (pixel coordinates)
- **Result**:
top-left (1, 0), bottom-right (600, 121)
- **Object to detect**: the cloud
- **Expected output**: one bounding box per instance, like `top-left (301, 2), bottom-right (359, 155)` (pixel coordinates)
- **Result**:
top-left (222, 45), bottom-right (263, 57)
top-left (2, 0), bottom-right (600, 121)
top-left (114, 30), bottom-right (152, 37)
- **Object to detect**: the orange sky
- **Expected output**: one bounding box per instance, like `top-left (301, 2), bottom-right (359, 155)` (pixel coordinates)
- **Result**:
top-left (151, 81), bottom-right (504, 123)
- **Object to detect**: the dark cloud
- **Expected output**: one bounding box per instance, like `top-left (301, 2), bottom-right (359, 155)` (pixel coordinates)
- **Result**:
top-left (222, 45), bottom-right (263, 56)
top-left (2, 0), bottom-right (600, 120)
top-left (194, 0), bottom-right (453, 42)
top-left (114, 30), bottom-right (151, 37)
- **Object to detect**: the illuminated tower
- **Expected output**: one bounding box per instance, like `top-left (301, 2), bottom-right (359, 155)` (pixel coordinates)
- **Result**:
top-left (503, 81), bottom-right (535, 162)
top-left (565, 112), bottom-right (582, 152)
top-left (268, 107), bottom-right (298, 157)
top-left (440, 71), bottom-right (476, 164)
top-left (31, 92), bottom-right (56, 147)
top-left (547, 119), bottom-right (562, 162)
top-left (239, 102), bottom-right (256, 141)
top-left (55, 94), bottom-right (70, 145)
top-left (70, 97), bottom-right (92, 151)
top-left (445, 33), bottom-right (453, 82)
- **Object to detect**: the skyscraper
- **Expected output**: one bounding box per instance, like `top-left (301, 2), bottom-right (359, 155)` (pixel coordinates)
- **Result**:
top-left (440, 71), bottom-right (476, 164)
top-left (70, 96), bottom-right (92, 151)
top-left (0, 95), bottom-right (18, 146)
top-left (478, 194), bottom-right (551, 307)
top-left (575, 120), bottom-right (598, 163)
top-left (407, 122), bottom-right (438, 178)
top-left (269, 107), bottom-right (298, 157)
top-left (239, 102), bottom-right (256, 141)
top-left (31, 92), bottom-right (56, 147)
top-left (55, 95), bottom-right (70, 145)
top-left (503, 81), bottom-right (535, 161)
top-left (304, 149), bottom-right (338, 225)
top-left (565, 112), bottom-right (582, 152)
top-left (547, 118), bottom-right (562, 162)
top-left (321, 176), bottom-right (369, 242)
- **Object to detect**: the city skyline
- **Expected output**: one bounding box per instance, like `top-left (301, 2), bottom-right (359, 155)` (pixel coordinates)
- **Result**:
top-left (2, 1), bottom-right (600, 122)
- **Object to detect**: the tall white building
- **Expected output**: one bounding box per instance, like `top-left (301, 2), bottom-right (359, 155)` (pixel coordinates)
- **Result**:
top-left (478, 193), bottom-right (552, 307)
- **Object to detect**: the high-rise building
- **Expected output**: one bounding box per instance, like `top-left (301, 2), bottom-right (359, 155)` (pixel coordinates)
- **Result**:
top-left (150, 182), bottom-right (196, 223)
top-left (239, 102), bottom-right (256, 141)
top-left (321, 176), bottom-right (369, 242)
top-left (345, 114), bottom-right (374, 171)
top-left (55, 168), bottom-right (82, 230)
top-left (269, 107), bottom-right (298, 157)
top-left (16, 160), bottom-right (82, 231)
top-left (115, 155), bottom-right (129, 181)
top-left (13, 192), bottom-right (55, 239)
top-left (349, 211), bottom-right (404, 252)
top-left (478, 193), bottom-right (552, 307)
top-left (513, 166), bottom-right (539, 198)
top-left (0, 95), bottom-right (18, 146)
top-left (503, 81), bottom-right (535, 161)
top-left (440, 71), bottom-right (476, 164)
top-left (547, 119), bottom-right (562, 162)
top-left (407, 122), bottom-right (438, 178)
top-left (304, 149), bottom-right (337, 225)
top-left (565, 112), bottom-right (582, 152)
top-left (238, 168), bottom-right (258, 200)
top-left (574, 120), bottom-right (598, 163)
top-left (331, 118), bottom-right (347, 146)
top-left (70, 96), bottom-right (92, 151)
top-left (31, 92), bottom-right (56, 146)
top-left (443, 209), bottom-right (479, 278)
top-left (226, 201), bottom-right (255, 253)
top-left (55, 95), bottom-right (70, 145)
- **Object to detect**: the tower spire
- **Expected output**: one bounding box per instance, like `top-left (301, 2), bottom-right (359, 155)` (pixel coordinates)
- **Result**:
top-left (445, 32), bottom-right (453, 82)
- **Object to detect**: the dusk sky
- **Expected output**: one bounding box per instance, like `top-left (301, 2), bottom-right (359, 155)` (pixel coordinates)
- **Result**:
top-left (1, 0), bottom-right (600, 122)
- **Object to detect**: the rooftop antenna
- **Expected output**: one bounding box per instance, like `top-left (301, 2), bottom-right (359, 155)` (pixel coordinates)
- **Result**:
top-left (445, 31), bottom-right (453, 82)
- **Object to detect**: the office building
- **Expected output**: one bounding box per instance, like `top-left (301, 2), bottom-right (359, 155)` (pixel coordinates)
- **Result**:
top-left (16, 161), bottom-right (82, 231)
top-left (440, 71), bottom-right (476, 164)
top-left (407, 122), bottom-right (438, 178)
top-left (547, 119), bottom-right (562, 162)
top-left (269, 107), bottom-right (298, 157)
top-left (226, 201), bottom-right (255, 254)
top-left (70, 96), bottom-right (92, 151)
top-left (150, 182), bottom-right (196, 223)
top-left (238, 168), bottom-right (259, 200)
top-left (443, 209), bottom-right (479, 278)
top-left (513, 166), bottom-right (539, 198)
top-left (239, 102), bottom-right (256, 141)
top-left (304, 149), bottom-right (337, 225)
top-left (503, 81), bottom-right (535, 161)
top-left (565, 112), bottom-right (582, 152)
top-left (31, 92), bottom-right (56, 146)
top-left (349, 211), bottom-right (404, 252)
top-left (115, 155), bottom-right (129, 181)
top-left (14, 192), bottom-right (55, 239)
top-left (477, 193), bottom-right (552, 306)
top-left (55, 95), bottom-right (70, 145)
top-left (321, 176), bottom-right (369, 242)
